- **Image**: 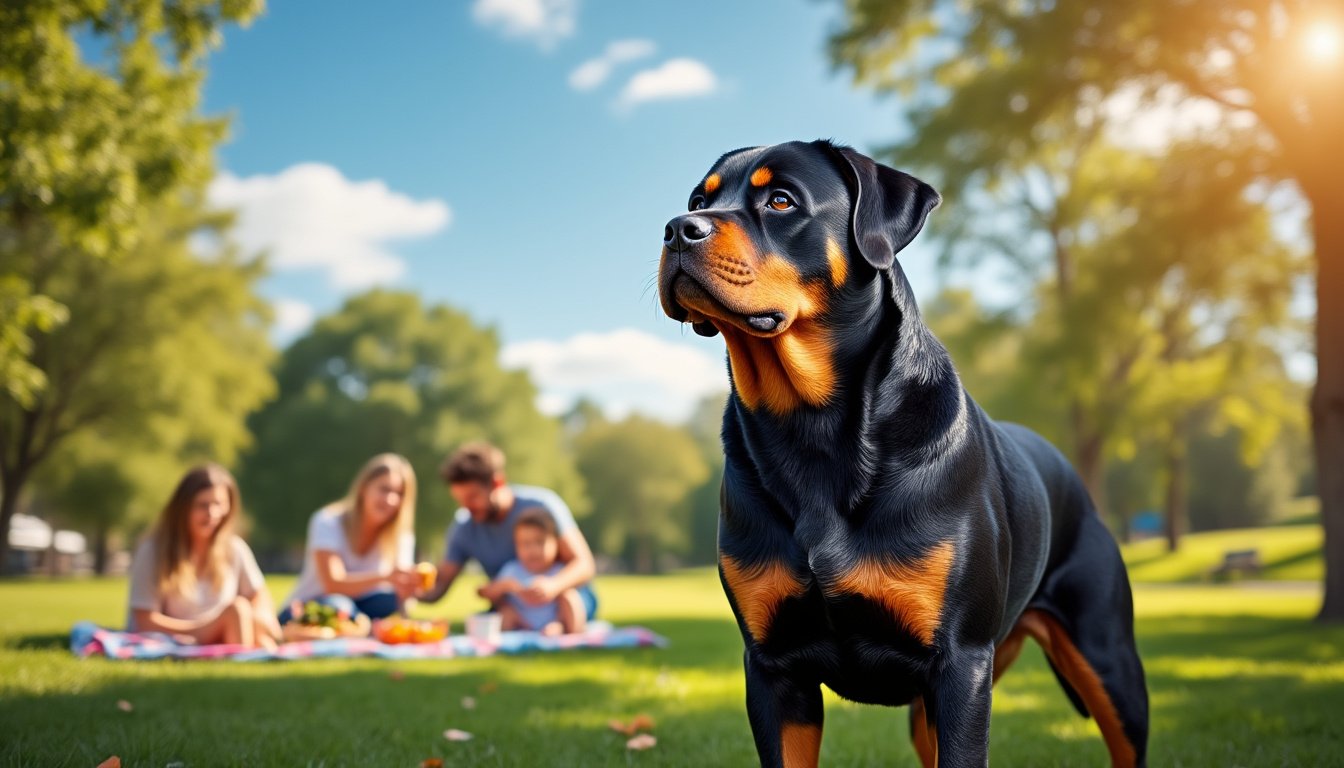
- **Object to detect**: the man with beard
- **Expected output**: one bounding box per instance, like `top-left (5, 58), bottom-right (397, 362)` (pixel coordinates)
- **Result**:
top-left (417, 441), bottom-right (599, 623)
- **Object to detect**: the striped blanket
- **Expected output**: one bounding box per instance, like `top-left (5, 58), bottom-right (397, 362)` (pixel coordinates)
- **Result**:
top-left (70, 621), bottom-right (667, 661)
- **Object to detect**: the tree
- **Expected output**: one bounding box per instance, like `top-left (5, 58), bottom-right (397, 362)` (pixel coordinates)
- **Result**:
top-left (0, 282), bottom-right (67, 408)
top-left (1187, 424), bottom-right (1303, 533)
top-left (830, 0), bottom-right (1344, 620)
top-left (683, 392), bottom-right (729, 565)
top-left (0, 0), bottom-right (264, 570)
top-left (0, 0), bottom-right (262, 401)
top-left (0, 207), bottom-right (275, 572)
top-left (574, 415), bottom-right (709, 573)
top-left (35, 437), bottom-right (151, 574)
top-left (238, 290), bottom-right (586, 555)
top-left (1085, 139), bottom-right (1305, 547)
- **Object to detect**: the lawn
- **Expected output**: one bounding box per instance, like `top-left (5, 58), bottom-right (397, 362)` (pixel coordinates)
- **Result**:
top-left (2, 572), bottom-right (1343, 767)
top-left (1122, 524), bottom-right (1323, 583)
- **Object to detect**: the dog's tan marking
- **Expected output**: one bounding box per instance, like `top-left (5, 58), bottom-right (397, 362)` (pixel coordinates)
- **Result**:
top-left (1016, 610), bottom-right (1139, 767)
top-left (993, 622), bottom-right (1030, 684)
top-left (720, 321), bottom-right (835, 414)
top-left (703, 173), bottom-right (721, 194)
top-left (751, 166), bottom-right (773, 187)
top-left (725, 253), bottom-right (834, 413)
top-left (827, 238), bottom-right (847, 288)
top-left (676, 221), bottom-right (839, 414)
top-left (781, 722), bottom-right (822, 768)
top-left (910, 697), bottom-right (938, 768)
top-left (719, 555), bottom-right (808, 643)
top-left (827, 542), bottom-right (955, 646)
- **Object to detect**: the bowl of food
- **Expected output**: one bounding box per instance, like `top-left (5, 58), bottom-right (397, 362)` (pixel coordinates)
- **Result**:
top-left (372, 617), bottom-right (449, 644)
top-left (281, 600), bottom-right (371, 642)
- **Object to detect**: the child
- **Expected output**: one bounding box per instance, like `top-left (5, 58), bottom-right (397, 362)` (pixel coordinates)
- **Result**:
top-left (478, 508), bottom-right (588, 636)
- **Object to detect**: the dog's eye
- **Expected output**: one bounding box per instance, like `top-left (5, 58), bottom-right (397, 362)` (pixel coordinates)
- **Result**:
top-left (768, 192), bottom-right (795, 211)
top-left (689, 195), bottom-right (707, 211)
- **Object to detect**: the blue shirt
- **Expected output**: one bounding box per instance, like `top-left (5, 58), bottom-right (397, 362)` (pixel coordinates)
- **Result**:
top-left (496, 559), bottom-right (564, 630)
top-left (443, 484), bottom-right (579, 579)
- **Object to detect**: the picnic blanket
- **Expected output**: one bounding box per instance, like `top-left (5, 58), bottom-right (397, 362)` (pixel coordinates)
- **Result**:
top-left (70, 621), bottom-right (667, 661)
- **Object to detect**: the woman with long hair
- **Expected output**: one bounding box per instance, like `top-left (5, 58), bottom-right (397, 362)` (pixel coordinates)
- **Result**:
top-left (280, 453), bottom-right (420, 624)
top-left (126, 464), bottom-right (282, 649)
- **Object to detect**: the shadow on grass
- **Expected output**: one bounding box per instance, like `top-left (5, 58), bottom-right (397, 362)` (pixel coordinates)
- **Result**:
top-left (1264, 547), bottom-right (1324, 571)
top-left (6, 633), bottom-right (68, 651)
top-left (3, 614), bottom-right (1343, 766)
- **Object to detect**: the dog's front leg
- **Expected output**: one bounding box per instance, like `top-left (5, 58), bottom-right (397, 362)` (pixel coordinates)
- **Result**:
top-left (744, 650), bottom-right (823, 768)
top-left (927, 643), bottom-right (995, 768)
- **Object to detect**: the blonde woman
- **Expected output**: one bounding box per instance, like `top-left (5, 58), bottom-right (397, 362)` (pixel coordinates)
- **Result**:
top-left (280, 453), bottom-right (420, 624)
top-left (127, 464), bottom-right (282, 649)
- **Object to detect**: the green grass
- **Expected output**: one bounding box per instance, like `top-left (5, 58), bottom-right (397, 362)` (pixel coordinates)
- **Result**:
top-left (1122, 524), bottom-right (1323, 582)
top-left (3, 573), bottom-right (1343, 766)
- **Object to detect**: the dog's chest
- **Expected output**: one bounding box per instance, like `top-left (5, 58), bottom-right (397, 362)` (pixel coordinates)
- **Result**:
top-left (721, 529), bottom-right (957, 655)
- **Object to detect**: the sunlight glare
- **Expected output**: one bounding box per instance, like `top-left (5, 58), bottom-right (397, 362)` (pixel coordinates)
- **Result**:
top-left (1304, 21), bottom-right (1342, 63)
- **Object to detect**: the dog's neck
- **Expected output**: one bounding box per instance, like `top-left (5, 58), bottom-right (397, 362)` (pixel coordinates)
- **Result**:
top-left (721, 266), bottom-right (969, 516)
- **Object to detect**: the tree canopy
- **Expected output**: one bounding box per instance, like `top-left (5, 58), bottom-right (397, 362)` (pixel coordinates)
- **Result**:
top-left (0, 0), bottom-right (266, 570)
top-left (238, 290), bottom-right (586, 555)
top-left (574, 413), bottom-right (710, 574)
top-left (831, 0), bottom-right (1344, 620)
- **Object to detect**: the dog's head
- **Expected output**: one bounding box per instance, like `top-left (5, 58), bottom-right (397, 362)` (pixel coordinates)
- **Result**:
top-left (658, 140), bottom-right (940, 414)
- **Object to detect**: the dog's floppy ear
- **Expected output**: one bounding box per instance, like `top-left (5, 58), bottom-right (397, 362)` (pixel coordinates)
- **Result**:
top-left (834, 146), bottom-right (941, 270)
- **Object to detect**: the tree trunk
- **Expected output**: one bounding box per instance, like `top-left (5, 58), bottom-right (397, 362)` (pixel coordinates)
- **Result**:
top-left (634, 537), bottom-right (654, 575)
top-left (0, 476), bottom-right (23, 576)
top-left (1163, 443), bottom-right (1187, 553)
top-left (1072, 406), bottom-right (1108, 521)
top-left (93, 522), bottom-right (110, 575)
top-left (1314, 183), bottom-right (1344, 622)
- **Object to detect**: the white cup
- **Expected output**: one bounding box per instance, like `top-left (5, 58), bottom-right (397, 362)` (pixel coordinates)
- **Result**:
top-left (466, 612), bottom-right (503, 644)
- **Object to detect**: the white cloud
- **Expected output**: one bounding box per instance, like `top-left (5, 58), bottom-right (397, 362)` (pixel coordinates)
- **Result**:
top-left (618, 58), bottom-right (718, 107)
top-left (501, 328), bottom-right (728, 422)
top-left (569, 38), bottom-right (656, 91)
top-left (273, 299), bottom-right (316, 343)
top-left (209, 164), bottom-right (451, 290)
top-left (472, 0), bottom-right (577, 49)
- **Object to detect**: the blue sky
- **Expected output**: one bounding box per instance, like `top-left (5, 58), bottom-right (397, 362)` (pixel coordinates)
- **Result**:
top-left (200, 0), bottom-right (953, 422)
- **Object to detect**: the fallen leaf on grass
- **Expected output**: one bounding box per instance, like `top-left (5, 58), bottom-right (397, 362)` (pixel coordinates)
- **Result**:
top-left (461, 696), bottom-right (477, 710)
top-left (478, 681), bottom-right (498, 694)
top-left (608, 714), bottom-right (656, 736)
top-left (388, 670), bottom-right (406, 681)
top-left (420, 759), bottom-right (444, 768)
top-left (444, 729), bottom-right (474, 742)
top-left (115, 699), bottom-right (133, 712)
top-left (626, 734), bottom-right (658, 750)
top-left (96, 758), bottom-right (120, 768)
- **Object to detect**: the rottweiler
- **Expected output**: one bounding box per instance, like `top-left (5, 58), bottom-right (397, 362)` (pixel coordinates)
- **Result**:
top-left (657, 140), bottom-right (1148, 767)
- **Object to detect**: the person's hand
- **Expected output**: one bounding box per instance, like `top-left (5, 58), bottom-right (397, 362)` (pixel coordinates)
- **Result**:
top-left (478, 578), bottom-right (519, 601)
top-left (259, 610), bottom-right (284, 640)
top-left (518, 576), bottom-right (558, 606)
top-left (390, 569), bottom-right (421, 601)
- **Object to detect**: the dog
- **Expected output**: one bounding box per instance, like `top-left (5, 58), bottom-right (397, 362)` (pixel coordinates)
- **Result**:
top-left (657, 140), bottom-right (1149, 767)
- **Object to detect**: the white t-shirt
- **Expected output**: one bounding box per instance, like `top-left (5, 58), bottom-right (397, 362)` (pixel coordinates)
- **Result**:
top-left (126, 535), bottom-right (265, 629)
top-left (286, 506), bottom-right (415, 604)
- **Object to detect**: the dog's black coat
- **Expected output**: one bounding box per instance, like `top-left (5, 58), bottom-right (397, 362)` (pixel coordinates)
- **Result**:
top-left (658, 141), bottom-right (1148, 767)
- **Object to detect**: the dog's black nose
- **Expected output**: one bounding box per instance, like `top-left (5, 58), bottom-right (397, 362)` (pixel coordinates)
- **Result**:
top-left (664, 214), bottom-right (713, 249)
